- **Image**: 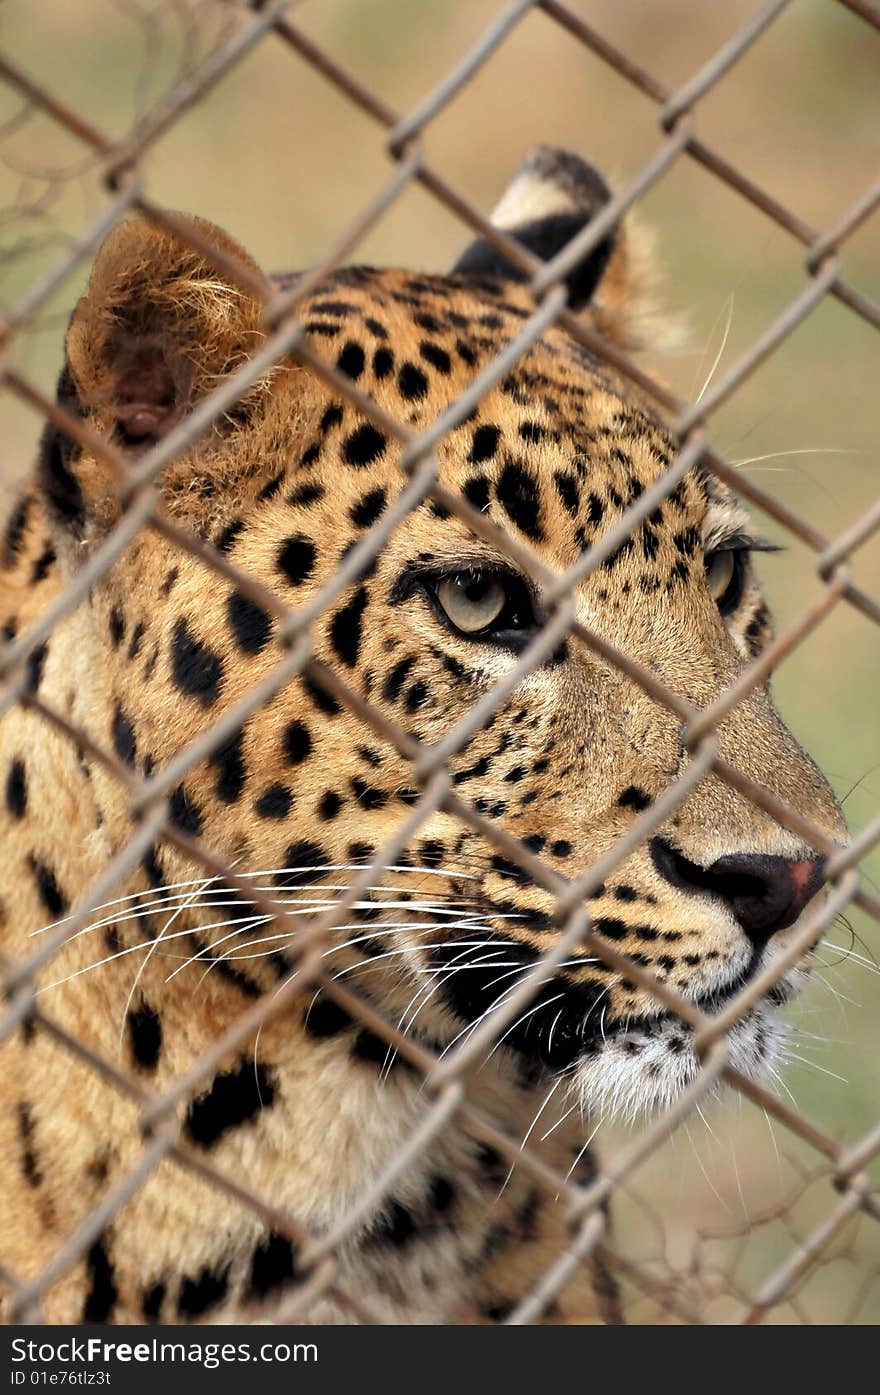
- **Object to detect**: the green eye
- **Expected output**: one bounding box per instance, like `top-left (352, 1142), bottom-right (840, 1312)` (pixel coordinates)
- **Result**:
top-left (436, 573), bottom-right (507, 634)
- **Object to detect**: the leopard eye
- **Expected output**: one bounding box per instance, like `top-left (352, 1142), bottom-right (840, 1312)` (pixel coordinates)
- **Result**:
top-left (705, 548), bottom-right (746, 615)
top-left (419, 567), bottom-right (539, 646)
top-left (436, 573), bottom-right (507, 634)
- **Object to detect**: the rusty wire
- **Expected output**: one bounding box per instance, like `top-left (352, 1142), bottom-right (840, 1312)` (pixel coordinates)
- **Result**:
top-left (0, 0), bottom-right (878, 1327)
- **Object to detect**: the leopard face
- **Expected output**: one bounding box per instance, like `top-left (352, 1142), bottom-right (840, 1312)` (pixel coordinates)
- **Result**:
top-left (1, 148), bottom-right (846, 1306)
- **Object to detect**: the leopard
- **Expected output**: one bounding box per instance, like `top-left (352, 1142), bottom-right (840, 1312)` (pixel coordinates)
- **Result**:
top-left (0, 146), bottom-right (847, 1325)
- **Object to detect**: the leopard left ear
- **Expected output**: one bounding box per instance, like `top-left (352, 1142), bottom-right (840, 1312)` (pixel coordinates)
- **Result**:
top-left (39, 213), bottom-right (270, 538)
top-left (453, 145), bottom-right (666, 352)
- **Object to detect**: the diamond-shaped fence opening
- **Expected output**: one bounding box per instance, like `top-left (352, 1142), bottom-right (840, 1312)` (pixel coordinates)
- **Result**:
top-left (0, 0), bottom-right (878, 1326)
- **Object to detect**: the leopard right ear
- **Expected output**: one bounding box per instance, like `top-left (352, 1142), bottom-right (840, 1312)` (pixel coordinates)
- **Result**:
top-left (39, 213), bottom-right (270, 537)
top-left (453, 145), bottom-right (673, 353)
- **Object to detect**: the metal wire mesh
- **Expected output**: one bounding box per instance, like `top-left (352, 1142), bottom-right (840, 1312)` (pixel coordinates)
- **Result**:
top-left (0, 0), bottom-right (878, 1326)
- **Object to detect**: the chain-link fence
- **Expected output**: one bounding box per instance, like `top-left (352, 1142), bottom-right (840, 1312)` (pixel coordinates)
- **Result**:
top-left (0, 0), bottom-right (878, 1326)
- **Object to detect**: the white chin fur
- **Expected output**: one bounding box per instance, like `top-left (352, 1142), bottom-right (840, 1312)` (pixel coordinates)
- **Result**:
top-left (570, 1002), bottom-right (786, 1126)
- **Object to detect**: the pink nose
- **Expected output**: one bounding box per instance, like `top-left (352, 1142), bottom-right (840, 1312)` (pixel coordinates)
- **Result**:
top-left (651, 840), bottom-right (825, 947)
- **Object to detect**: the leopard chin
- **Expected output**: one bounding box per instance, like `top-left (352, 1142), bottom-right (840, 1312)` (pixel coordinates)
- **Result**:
top-left (569, 953), bottom-right (810, 1124)
top-left (570, 1003), bottom-right (786, 1124)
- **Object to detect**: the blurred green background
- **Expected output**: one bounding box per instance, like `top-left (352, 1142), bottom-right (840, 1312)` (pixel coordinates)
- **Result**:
top-left (1, 0), bottom-right (878, 1321)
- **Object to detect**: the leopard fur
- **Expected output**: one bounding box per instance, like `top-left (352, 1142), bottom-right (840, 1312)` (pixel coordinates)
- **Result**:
top-left (0, 147), bottom-right (846, 1324)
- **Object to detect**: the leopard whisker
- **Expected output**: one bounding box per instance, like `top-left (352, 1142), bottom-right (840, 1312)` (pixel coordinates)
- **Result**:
top-left (484, 993), bottom-right (566, 1064)
top-left (500, 1076), bottom-right (563, 1197)
top-left (219, 924), bottom-right (496, 967)
top-left (379, 976), bottom-right (447, 1080)
top-left (785, 1052), bottom-right (848, 1084)
top-left (27, 863), bottom-right (480, 939)
top-left (559, 1114), bottom-right (604, 1195)
top-left (331, 939), bottom-right (519, 980)
top-left (168, 912), bottom-right (485, 984)
top-left (435, 962), bottom-right (535, 1061)
top-left (538, 1095), bottom-right (582, 1143)
top-left (117, 873), bottom-right (212, 1054)
top-left (37, 928), bottom-right (201, 992)
top-left (694, 292), bottom-right (734, 404)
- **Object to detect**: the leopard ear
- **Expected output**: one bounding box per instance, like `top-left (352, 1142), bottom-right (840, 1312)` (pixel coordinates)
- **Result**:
top-left (453, 145), bottom-right (667, 352)
top-left (40, 213), bottom-right (269, 535)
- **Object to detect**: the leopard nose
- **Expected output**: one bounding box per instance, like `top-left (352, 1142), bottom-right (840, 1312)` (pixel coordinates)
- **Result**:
top-left (650, 839), bottom-right (825, 948)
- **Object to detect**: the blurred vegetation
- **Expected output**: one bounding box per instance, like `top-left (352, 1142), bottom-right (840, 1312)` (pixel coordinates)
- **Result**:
top-left (0, 0), bottom-right (877, 1321)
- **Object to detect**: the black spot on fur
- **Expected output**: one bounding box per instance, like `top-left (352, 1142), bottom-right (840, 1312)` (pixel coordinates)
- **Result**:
top-left (405, 680), bottom-right (428, 712)
top-left (278, 535), bottom-right (316, 587)
top-left (37, 365), bottom-right (87, 531)
top-left (30, 857), bottom-right (67, 917)
top-left (303, 674), bottom-right (341, 715)
top-left (258, 472), bottom-right (284, 502)
top-left (351, 1028), bottom-right (399, 1067)
top-left (348, 841), bottom-right (374, 862)
top-left (497, 461), bottom-right (543, 540)
top-left (16, 1102), bottom-right (42, 1187)
top-left (25, 641), bottom-right (48, 694)
top-left (248, 1232), bottom-right (300, 1301)
top-left (336, 341), bottom-right (365, 380)
top-left (470, 424), bottom-right (500, 463)
top-left (171, 619), bottom-right (223, 704)
top-left (428, 1174), bottom-right (456, 1214)
top-left (112, 705), bottom-right (137, 768)
top-left (320, 404), bottom-right (343, 434)
top-left (343, 424), bottom-right (387, 467)
top-left (280, 841), bottom-right (329, 887)
top-left (185, 1060), bottom-right (276, 1148)
top-left (31, 543), bottom-right (55, 584)
top-left (351, 776), bottom-right (386, 810)
top-left (178, 1264), bottom-right (229, 1318)
top-left (554, 470), bottom-right (580, 517)
top-left (3, 495), bottom-right (30, 565)
top-left (289, 481), bottom-right (324, 508)
top-left (369, 1200), bottom-right (417, 1248)
top-left (483, 1299), bottom-right (515, 1323)
top-left (420, 340), bottom-right (451, 373)
top-left (463, 475), bottom-right (490, 512)
top-left (383, 655), bottom-right (414, 702)
top-left (127, 1000), bottom-right (163, 1069)
top-left (227, 591), bottom-right (272, 654)
top-left (109, 606), bottom-right (125, 648)
top-left (350, 486), bottom-right (386, 528)
top-left (216, 518), bottom-right (245, 553)
top-left (210, 728), bottom-right (247, 803)
top-left (83, 1237), bottom-right (118, 1322)
top-left (594, 917), bottom-right (628, 940)
top-left (419, 839), bottom-right (445, 868)
top-left (303, 995), bottom-right (354, 1039)
top-left (619, 785), bottom-right (652, 812)
top-left (373, 347), bottom-right (394, 379)
top-left (283, 719), bottom-right (312, 765)
top-left (141, 1281), bottom-right (165, 1322)
top-left (169, 783), bottom-right (202, 836)
top-left (330, 586), bottom-right (368, 667)
top-left (398, 362), bottom-right (429, 400)
top-left (5, 758), bottom-right (26, 818)
top-left (318, 790), bottom-right (342, 820)
top-left (255, 783), bottom-right (293, 819)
